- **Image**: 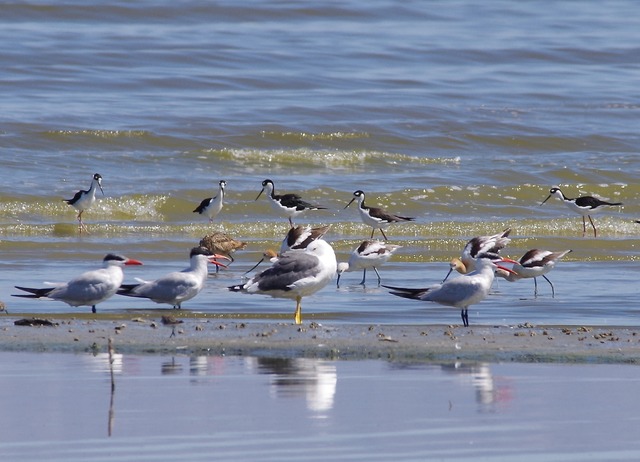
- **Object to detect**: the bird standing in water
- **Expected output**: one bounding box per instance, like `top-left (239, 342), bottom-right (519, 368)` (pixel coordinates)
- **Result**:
top-left (494, 249), bottom-right (571, 298)
top-left (344, 190), bottom-right (414, 240)
top-left (541, 187), bottom-right (622, 237)
top-left (117, 247), bottom-right (229, 309)
top-left (64, 173), bottom-right (104, 233)
top-left (199, 232), bottom-right (247, 272)
top-left (193, 180), bottom-right (226, 223)
top-left (256, 179), bottom-right (327, 227)
top-left (337, 240), bottom-right (401, 286)
top-left (443, 228), bottom-right (512, 282)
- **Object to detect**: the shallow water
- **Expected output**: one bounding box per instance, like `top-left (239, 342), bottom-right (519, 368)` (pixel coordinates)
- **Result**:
top-left (0, 351), bottom-right (639, 461)
top-left (1, 0), bottom-right (639, 326)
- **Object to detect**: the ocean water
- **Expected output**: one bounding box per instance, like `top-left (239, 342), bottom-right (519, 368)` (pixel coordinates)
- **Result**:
top-left (1, 0), bottom-right (640, 326)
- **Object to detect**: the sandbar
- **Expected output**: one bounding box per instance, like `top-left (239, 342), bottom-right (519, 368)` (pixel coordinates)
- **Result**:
top-left (2, 311), bottom-right (640, 364)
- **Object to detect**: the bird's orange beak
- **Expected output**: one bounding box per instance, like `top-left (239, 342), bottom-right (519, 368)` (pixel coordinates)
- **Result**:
top-left (125, 258), bottom-right (143, 266)
top-left (496, 257), bottom-right (518, 274)
top-left (208, 254), bottom-right (231, 268)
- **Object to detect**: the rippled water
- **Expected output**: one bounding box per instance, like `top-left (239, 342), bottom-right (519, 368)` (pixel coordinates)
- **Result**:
top-left (1, 0), bottom-right (639, 325)
top-left (1, 352), bottom-right (639, 461)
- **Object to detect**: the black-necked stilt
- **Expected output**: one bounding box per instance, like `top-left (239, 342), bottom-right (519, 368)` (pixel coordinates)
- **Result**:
top-left (199, 231), bottom-right (247, 272)
top-left (118, 247), bottom-right (229, 309)
top-left (384, 258), bottom-right (517, 327)
top-left (64, 173), bottom-right (104, 232)
top-left (229, 239), bottom-right (337, 325)
top-left (193, 180), bottom-right (226, 223)
top-left (256, 179), bottom-right (327, 227)
top-left (13, 254), bottom-right (143, 313)
top-left (443, 228), bottom-right (511, 281)
top-left (337, 240), bottom-right (402, 287)
top-left (495, 248), bottom-right (571, 298)
top-left (541, 187), bottom-right (622, 237)
top-left (344, 190), bottom-right (414, 240)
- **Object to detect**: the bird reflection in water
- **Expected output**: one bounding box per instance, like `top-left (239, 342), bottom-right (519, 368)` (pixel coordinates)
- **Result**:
top-left (246, 357), bottom-right (337, 417)
top-left (440, 362), bottom-right (513, 412)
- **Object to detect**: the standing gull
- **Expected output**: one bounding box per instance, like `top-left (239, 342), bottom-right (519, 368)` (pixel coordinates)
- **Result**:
top-left (193, 180), bottom-right (226, 223)
top-left (245, 224), bottom-right (331, 275)
top-left (344, 190), bottom-right (414, 240)
top-left (337, 240), bottom-right (401, 286)
top-left (63, 173), bottom-right (104, 233)
top-left (256, 179), bottom-right (327, 227)
top-left (13, 254), bottom-right (142, 313)
top-left (495, 249), bottom-right (571, 298)
top-left (117, 247), bottom-right (229, 309)
top-left (384, 258), bottom-right (517, 327)
top-left (229, 239), bottom-right (337, 325)
top-left (541, 187), bottom-right (622, 237)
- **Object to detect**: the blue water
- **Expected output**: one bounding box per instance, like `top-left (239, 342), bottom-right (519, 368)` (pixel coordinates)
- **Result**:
top-left (2, 3), bottom-right (640, 460)
top-left (1, 352), bottom-right (640, 461)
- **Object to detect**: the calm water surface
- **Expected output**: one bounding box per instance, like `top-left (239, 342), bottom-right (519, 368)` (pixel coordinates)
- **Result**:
top-left (1, 0), bottom-right (639, 325)
top-left (1, 351), bottom-right (640, 461)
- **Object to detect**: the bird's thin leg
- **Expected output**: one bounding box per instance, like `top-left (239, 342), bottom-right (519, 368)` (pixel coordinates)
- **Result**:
top-left (169, 326), bottom-right (176, 338)
top-left (380, 228), bottom-right (389, 241)
top-left (461, 309), bottom-right (469, 327)
top-left (588, 215), bottom-right (597, 238)
top-left (582, 216), bottom-right (587, 237)
top-left (543, 275), bottom-right (555, 298)
top-left (294, 297), bottom-right (303, 325)
top-left (373, 267), bottom-right (382, 285)
top-left (533, 277), bottom-right (538, 297)
top-left (359, 269), bottom-right (367, 285)
top-left (91, 305), bottom-right (96, 314)
top-left (370, 228), bottom-right (375, 239)
top-left (78, 212), bottom-right (89, 234)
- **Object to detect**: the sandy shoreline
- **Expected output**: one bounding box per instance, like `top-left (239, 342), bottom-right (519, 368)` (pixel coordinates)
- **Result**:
top-left (2, 311), bottom-right (640, 364)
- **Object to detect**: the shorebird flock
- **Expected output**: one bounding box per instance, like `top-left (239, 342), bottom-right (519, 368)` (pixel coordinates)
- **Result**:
top-left (11, 175), bottom-right (629, 326)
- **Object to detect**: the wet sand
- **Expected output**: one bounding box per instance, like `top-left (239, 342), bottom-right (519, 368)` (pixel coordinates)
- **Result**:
top-left (2, 311), bottom-right (640, 364)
